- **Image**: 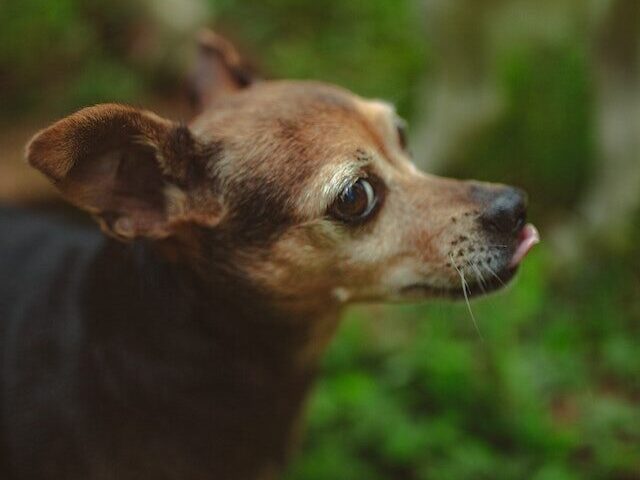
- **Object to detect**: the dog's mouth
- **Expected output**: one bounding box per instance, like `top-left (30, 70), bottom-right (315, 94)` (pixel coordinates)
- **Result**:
top-left (401, 223), bottom-right (540, 300)
top-left (509, 223), bottom-right (540, 268)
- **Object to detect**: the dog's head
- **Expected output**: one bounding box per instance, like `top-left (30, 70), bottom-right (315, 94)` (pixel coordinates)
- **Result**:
top-left (26, 32), bottom-right (538, 311)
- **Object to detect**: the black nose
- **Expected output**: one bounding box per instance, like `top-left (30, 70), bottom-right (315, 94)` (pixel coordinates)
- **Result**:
top-left (479, 187), bottom-right (527, 235)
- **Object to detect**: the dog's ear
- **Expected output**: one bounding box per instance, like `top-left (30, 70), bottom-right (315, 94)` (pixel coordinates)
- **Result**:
top-left (188, 29), bottom-right (254, 112)
top-left (27, 104), bottom-right (223, 240)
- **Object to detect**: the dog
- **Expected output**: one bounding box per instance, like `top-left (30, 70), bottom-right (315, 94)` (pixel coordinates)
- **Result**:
top-left (0, 31), bottom-right (539, 480)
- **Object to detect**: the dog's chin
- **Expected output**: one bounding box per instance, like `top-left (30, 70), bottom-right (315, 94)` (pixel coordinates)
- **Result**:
top-left (399, 224), bottom-right (540, 302)
top-left (399, 265), bottom-right (518, 301)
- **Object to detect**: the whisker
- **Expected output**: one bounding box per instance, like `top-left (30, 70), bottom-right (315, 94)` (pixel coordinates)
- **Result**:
top-left (483, 262), bottom-right (506, 287)
top-left (468, 260), bottom-right (487, 292)
top-left (464, 259), bottom-right (483, 291)
top-left (450, 254), bottom-right (484, 341)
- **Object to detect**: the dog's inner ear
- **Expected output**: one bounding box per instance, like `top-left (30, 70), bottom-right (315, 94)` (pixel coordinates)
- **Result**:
top-left (65, 144), bottom-right (171, 238)
top-left (27, 104), bottom-right (222, 240)
top-left (189, 29), bottom-right (255, 112)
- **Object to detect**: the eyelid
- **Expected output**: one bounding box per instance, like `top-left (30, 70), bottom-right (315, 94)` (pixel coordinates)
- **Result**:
top-left (323, 160), bottom-right (368, 207)
top-left (360, 179), bottom-right (377, 218)
top-left (328, 174), bottom-right (384, 225)
top-left (340, 165), bottom-right (371, 191)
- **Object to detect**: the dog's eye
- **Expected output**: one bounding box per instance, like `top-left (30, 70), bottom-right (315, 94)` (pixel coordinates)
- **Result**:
top-left (331, 178), bottom-right (377, 223)
top-left (396, 119), bottom-right (408, 150)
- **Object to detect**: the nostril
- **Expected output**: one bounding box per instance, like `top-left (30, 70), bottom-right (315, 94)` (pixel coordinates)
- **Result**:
top-left (480, 187), bottom-right (527, 235)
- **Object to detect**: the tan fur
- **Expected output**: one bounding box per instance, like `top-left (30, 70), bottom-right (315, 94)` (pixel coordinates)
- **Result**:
top-left (22, 31), bottom-right (531, 480)
top-left (201, 83), bottom-right (493, 308)
top-left (27, 80), bottom-right (515, 305)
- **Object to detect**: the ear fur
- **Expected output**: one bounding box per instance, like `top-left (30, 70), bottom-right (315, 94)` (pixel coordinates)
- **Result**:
top-left (27, 104), bottom-right (222, 240)
top-left (188, 29), bottom-right (254, 112)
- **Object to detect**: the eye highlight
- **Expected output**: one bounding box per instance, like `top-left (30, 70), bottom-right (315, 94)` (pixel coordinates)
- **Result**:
top-left (330, 178), bottom-right (378, 223)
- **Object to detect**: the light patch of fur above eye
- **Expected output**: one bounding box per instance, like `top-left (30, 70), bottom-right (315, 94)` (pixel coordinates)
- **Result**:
top-left (356, 99), bottom-right (396, 135)
top-left (294, 158), bottom-right (370, 218)
top-left (360, 99), bottom-right (395, 119)
top-left (353, 99), bottom-right (419, 176)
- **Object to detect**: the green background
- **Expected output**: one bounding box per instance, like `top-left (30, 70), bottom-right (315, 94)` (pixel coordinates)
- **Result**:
top-left (0, 1), bottom-right (638, 478)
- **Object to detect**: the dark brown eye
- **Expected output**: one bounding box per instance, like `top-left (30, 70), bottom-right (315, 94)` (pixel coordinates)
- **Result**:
top-left (396, 118), bottom-right (408, 150)
top-left (331, 178), bottom-right (377, 223)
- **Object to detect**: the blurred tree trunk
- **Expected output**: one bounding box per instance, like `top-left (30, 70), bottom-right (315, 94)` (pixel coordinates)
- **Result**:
top-left (553, 0), bottom-right (640, 260)
top-left (414, 0), bottom-right (639, 259)
top-left (135, 0), bottom-right (209, 78)
top-left (412, 0), bottom-right (506, 173)
top-left (580, 0), bottom-right (640, 245)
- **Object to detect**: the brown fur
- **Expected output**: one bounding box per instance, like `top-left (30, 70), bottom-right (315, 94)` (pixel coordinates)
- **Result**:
top-left (22, 31), bottom-right (531, 479)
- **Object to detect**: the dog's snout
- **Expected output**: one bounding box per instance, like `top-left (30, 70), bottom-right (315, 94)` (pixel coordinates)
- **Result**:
top-left (479, 187), bottom-right (527, 235)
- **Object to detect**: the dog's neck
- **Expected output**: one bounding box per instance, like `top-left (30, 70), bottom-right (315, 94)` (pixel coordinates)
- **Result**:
top-left (81, 236), bottom-right (340, 479)
top-left (85, 236), bottom-right (340, 359)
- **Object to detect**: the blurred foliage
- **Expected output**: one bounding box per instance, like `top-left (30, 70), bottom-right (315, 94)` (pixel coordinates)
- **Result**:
top-left (1, 1), bottom-right (639, 479)
top-left (287, 243), bottom-right (640, 480)
top-left (211, 0), bottom-right (428, 118)
top-left (445, 43), bottom-right (596, 222)
top-left (0, 0), bottom-right (155, 114)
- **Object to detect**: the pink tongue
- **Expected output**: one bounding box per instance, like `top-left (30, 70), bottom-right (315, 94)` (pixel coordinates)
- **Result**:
top-left (509, 224), bottom-right (540, 268)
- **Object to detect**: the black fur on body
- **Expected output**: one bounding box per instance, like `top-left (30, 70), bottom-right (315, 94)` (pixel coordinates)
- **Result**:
top-left (0, 206), bottom-right (319, 480)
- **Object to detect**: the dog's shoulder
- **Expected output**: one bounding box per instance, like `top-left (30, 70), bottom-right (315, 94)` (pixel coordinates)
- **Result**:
top-left (0, 204), bottom-right (103, 329)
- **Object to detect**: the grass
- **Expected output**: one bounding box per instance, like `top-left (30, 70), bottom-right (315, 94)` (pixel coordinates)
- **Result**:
top-left (287, 242), bottom-right (640, 479)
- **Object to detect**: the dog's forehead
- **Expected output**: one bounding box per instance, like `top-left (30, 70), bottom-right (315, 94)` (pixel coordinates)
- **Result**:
top-left (192, 80), bottom-right (393, 142)
top-left (189, 81), bottom-right (412, 221)
top-left (191, 81), bottom-right (398, 175)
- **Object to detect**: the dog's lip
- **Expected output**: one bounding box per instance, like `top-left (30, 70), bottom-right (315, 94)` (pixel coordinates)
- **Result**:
top-left (400, 224), bottom-right (539, 300)
top-left (509, 223), bottom-right (540, 268)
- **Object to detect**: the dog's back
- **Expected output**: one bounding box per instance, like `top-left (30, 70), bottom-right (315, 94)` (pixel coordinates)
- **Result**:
top-left (0, 206), bottom-right (101, 356)
top-left (0, 207), bottom-right (270, 479)
top-left (0, 207), bottom-right (103, 478)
